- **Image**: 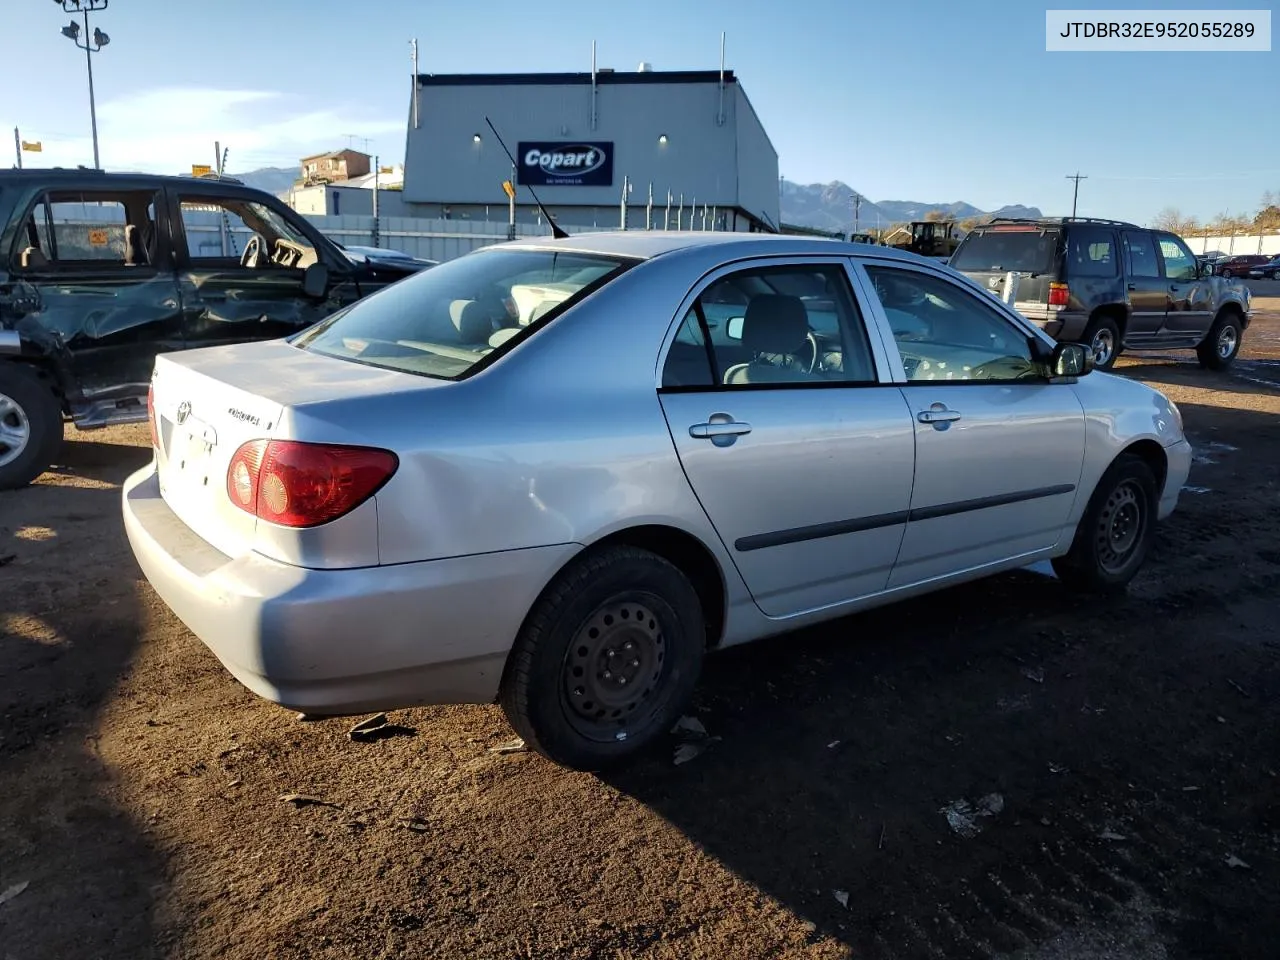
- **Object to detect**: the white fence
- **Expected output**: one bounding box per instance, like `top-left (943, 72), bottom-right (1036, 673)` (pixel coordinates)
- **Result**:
top-left (305, 214), bottom-right (545, 261)
top-left (1189, 232), bottom-right (1280, 257)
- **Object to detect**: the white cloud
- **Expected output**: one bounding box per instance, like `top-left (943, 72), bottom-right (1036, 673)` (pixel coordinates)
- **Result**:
top-left (22, 86), bottom-right (404, 173)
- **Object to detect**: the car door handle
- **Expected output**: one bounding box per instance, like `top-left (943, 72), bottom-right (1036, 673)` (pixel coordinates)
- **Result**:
top-left (689, 419), bottom-right (752, 439)
top-left (917, 406), bottom-right (962, 424)
top-left (1127, 283), bottom-right (1137, 291)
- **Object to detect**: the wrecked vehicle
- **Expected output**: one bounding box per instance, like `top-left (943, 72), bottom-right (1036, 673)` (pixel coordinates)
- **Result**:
top-left (0, 169), bottom-right (426, 489)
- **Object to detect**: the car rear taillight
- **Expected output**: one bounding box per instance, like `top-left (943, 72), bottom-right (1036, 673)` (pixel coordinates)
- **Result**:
top-left (1048, 282), bottom-right (1070, 307)
top-left (226, 440), bottom-right (398, 528)
top-left (146, 383), bottom-right (158, 449)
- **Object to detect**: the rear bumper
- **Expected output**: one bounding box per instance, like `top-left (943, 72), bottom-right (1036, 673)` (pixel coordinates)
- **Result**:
top-left (122, 464), bottom-right (578, 715)
top-left (1160, 439), bottom-right (1193, 520)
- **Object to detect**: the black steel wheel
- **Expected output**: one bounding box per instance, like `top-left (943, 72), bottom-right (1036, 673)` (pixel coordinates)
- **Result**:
top-left (500, 545), bottom-right (705, 770)
top-left (1052, 453), bottom-right (1158, 593)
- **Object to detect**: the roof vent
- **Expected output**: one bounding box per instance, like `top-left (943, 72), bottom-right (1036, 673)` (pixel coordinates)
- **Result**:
top-left (637, 61), bottom-right (653, 72)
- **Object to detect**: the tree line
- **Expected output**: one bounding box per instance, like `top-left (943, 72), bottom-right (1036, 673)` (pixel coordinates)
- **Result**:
top-left (1151, 192), bottom-right (1280, 237)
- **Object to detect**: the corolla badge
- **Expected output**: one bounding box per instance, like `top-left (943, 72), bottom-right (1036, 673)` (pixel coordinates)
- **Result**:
top-left (175, 401), bottom-right (192, 424)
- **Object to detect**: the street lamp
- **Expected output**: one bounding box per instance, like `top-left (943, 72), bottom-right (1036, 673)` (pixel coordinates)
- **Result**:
top-left (54, 0), bottom-right (110, 170)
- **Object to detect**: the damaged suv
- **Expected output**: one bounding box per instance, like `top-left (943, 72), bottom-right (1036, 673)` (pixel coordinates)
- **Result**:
top-left (0, 169), bottom-right (430, 489)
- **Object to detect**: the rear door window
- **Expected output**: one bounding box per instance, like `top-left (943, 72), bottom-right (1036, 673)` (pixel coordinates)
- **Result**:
top-left (1065, 227), bottom-right (1117, 278)
top-left (12, 189), bottom-right (162, 270)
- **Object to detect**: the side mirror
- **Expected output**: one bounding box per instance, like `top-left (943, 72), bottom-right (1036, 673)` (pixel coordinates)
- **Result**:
top-left (1051, 341), bottom-right (1092, 377)
top-left (726, 316), bottom-right (745, 340)
top-left (302, 262), bottom-right (330, 299)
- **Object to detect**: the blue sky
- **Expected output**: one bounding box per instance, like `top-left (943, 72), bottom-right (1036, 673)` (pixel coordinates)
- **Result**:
top-left (4, 0), bottom-right (1276, 224)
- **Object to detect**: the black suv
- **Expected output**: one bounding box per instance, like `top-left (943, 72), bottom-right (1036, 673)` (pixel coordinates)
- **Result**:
top-left (0, 169), bottom-right (429, 489)
top-left (948, 217), bottom-right (1252, 372)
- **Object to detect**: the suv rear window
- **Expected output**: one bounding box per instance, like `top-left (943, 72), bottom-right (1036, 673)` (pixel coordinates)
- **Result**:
top-left (293, 248), bottom-right (633, 380)
top-left (949, 228), bottom-right (1061, 275)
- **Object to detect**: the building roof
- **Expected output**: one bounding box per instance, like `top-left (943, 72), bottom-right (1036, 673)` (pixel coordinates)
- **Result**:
top-left (414, 69), bottom-right (737, 87)
top-left (300, 149), bottom-right (370, 163)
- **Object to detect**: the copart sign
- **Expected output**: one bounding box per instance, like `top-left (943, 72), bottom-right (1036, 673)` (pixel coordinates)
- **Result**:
top-left (517, 141), bottom-right (614, 187)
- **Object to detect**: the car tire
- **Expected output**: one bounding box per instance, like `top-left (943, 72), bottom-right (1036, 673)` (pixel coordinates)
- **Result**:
top-left (1081, 315), bottom-right (1121, 370)
top-left (1196, 310), bottom-right (1243, 370)
top-left (1051, 453), bottom-right (1158, 594)
top-left (0, 363), bottom-right (64, 491)
top-left (499, 545), bottom-right (706, 771)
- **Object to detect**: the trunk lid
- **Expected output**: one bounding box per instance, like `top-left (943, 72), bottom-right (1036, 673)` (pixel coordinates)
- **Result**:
top-left (150, 339), bottom-right (440, 559)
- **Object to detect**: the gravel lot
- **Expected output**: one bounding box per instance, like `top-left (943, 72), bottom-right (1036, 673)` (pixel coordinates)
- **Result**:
top-left (2, 298), bottom-right (1278, 960)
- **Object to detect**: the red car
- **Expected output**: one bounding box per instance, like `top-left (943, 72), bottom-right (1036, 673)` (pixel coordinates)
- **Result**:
top-left (1216, 254), bottom-right (1271, 278)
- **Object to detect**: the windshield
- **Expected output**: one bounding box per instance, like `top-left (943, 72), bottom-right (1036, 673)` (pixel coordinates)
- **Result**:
top-left (292, 248), bottom-right (633, 379)
top-left (950, 228), bottom-right (1061, 274)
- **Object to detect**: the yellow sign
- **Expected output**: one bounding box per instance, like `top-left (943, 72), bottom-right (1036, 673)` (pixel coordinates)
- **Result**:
top-left (21, 141), bottom-right (42, 153)
top-left (191, 164), bottom-right (212, 177)
top-left (87, 228), bottom-right (109, 246)
top-left (501, 180), bottom-right (516, 200)
top-left (379, 166), bottom-right (394, 174)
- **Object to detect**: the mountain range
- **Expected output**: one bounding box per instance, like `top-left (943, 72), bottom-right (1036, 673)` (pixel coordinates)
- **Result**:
top-left (227, 167), bottom-right (1044, 231)
top-left (780, 180), bottom-right (1042, 233)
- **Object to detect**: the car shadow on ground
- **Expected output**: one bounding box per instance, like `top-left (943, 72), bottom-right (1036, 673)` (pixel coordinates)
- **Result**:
top-left (1117, 360), bottom-right (1280, 397)
top-left (603, 398), bottom-right (1280, 958)
top-left (0, 441), bottom-right (169, 959)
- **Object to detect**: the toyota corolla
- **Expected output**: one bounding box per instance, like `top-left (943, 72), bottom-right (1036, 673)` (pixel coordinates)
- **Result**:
top-left (122, 232), bottom-right (1192, 770)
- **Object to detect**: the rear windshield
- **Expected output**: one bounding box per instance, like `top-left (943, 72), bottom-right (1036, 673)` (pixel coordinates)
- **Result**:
top-left (949, 228), bottom-right (1061, 275)
top-left (293, 248), bottom-right (632, 379)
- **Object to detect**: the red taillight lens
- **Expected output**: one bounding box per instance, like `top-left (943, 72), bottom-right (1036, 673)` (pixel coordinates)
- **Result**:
top-left (1048, 282), bottom-right (1070, 307)
top-left (146, 383), bottom-right (159, 449)
top-left (226, 440), bottom-right (398, 528)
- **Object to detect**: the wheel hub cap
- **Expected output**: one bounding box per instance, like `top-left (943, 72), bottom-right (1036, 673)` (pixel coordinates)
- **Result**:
top-left (1091, 330), bottom-right (1114, 365)
top-left (1218, 325), bottom-right (1238, 358)
top-left (0, 392), bottom-right (32, 468)
top-left (563, 601), bottom-right (665, 730)
top-left (1095, 481), bottom-right (1145, 574)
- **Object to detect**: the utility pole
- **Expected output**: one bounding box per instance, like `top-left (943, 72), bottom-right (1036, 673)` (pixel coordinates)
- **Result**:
top-left (620, 174), bottom-right (631, 229)
top-left (665, 190), bottom-right (672, 230)
top-left (410, 39), bottom-right (420, 129)
top-left (1066, 171), bottom-right (1087, 217)
top-left (372, 154), bottom-right (380, 247)
top-left (646, 182), bottom-right (653, 230)
top-left (851, 191), bottom-right (862, 237)
top-left (13, 127), bottom-right (20, 169)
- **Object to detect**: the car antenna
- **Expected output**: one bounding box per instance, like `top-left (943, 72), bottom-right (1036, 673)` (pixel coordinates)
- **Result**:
top-left (484, 116), bottom-right (569, 240)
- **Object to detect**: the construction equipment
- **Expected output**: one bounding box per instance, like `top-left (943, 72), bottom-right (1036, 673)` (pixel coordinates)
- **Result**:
top-left (884, 219), bottom-right (961, 258)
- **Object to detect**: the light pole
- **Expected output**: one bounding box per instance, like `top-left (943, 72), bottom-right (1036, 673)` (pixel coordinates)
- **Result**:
top-left (55, 0), bottom-right (110, 171)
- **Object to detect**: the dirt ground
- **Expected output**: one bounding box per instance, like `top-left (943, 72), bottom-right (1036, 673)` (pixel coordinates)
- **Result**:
top-left (3, 300), bottom-right (1279, 960)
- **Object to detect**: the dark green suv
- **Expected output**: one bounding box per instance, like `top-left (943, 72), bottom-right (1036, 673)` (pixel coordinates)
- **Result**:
top-left (0, 169), bottom-right (428, 489)
top-left (948, 217), bottom-right (1253, 372)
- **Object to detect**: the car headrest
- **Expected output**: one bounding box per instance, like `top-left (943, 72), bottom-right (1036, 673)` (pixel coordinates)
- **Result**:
top-left (741, 295), bottom-right (809, 355)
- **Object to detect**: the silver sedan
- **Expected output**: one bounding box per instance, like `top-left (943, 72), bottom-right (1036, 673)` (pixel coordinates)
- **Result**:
top-left (122, 232), bottom-right (1193, 770)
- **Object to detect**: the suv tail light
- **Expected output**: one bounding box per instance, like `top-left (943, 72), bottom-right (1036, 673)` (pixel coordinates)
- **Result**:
top-left (146, 383), bottom-right (159, 449)
top-left (226, 440), bottom-right (399, 528)
top-left (1048, 282), bottom-right (1070, 307)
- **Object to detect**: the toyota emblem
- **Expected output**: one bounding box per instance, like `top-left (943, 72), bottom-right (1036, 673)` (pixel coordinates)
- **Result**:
top-left (176, 401), bottom-right (192, 424)
top-left (988, 277), bottom-right (1001, 288)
